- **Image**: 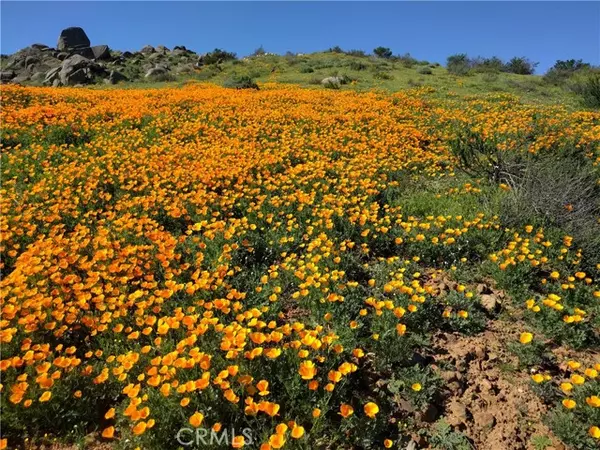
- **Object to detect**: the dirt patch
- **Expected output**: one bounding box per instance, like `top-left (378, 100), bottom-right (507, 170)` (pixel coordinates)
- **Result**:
top-left (432, 319), bottom-right (564, 450)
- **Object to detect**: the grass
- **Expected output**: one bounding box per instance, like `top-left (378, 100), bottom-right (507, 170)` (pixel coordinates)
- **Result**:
top-left (86, 51), bottom-right (583, 107)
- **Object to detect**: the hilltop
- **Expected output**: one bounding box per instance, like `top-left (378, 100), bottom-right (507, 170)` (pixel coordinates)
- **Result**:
top-left (1, 27), bottom-right (597, 108)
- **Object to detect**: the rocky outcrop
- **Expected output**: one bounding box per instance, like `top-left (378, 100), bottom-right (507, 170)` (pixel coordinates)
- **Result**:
top-left (1, 26), bottom-right (202, 86)
top-left (57, 27), bottom-right (91, 52)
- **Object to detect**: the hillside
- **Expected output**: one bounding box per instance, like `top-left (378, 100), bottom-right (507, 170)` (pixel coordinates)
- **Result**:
top-left (0, 27), bottom-right (587, 108)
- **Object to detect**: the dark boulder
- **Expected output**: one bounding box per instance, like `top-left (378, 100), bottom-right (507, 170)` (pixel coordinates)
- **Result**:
top-left (57, 27), bottom-right (91, 51)
top-left (0, 70), bottom-right (16, 82)
top-left (91, 45), bottom-right (110, 60)
top-left (106, 70), bottom-right (128, 84)
top-left (140, 45), bottom-right (155, 54)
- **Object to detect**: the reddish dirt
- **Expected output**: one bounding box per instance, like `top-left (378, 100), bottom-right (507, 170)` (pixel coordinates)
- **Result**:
top-left (432, 319), bottom-right (564, 450)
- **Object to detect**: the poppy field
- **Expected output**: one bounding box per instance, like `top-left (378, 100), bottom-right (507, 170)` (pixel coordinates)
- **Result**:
top-left (0, 83), bottom-right (599, 449)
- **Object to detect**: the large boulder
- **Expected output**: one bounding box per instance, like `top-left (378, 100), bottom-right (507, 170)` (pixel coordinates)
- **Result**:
top-left (57, 27), bottom-right (91, 52)
top-left (44, 66), bottom-right (61, 85)
top-left (91, 45), bottom-right (110, 60)
top-left (106, 70), bottom-right (128, 84)
top-left (140, 45), bottom-right (155, 55)
top-left (145, 67), bottom-right (168, 78)
top-left (0, 70), bottom-right (16, 82)
top-left (59, 54), bottom-right (100, 85)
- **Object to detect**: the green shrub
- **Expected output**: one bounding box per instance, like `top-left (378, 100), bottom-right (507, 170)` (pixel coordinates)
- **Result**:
top-left (374, 71), bottom-right (394, 80)
top-left (397, 53), bottom-right (417, 68)
top-left (417, 66), bottom-right (433, 75)
top-left (373, 46), bottom-right (393, 59)
top-left (203, 48), bottom-right (237, 65)
top-left (504, 57), bottom-right (538, 75)
top-left (346, 49), bottom-right (367, 57)
top-left (223, 75), bottom-right (259, 90)
top-left (447, 54), bottom-right (471, 76)
top-left (481, 72), bottom-right (499, 82)
top-left (572, 72), bottom-right (600, 108)
top-left (544, 59), bottom-right (591, 85)
top-left (349, 61), bottom-right (367, 71)
top-left (299, 66), bottom-right (314, 73)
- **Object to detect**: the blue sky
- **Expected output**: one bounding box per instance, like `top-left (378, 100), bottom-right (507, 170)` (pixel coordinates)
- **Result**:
top-left (1, 2), bottom-right (598, 72)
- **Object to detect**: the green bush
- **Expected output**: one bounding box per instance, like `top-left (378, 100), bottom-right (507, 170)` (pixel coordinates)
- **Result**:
top-left (572, 72), bottom-right (600, 108)
top-left (346, 49), bottom-right (367, 57)
top-left (223, 75), bottom-right (259, 90)
top-left (447, 54), bottom-right (471, 76)
top-left (349, 61), bottom-right (367, 71)
top-left (374, 71), bottom-right (394, 80)
top-left (544, 59), bottom-right (591, 85)
top-left (417, 66), bottom-right (433, 75)
top-left (203, 48), bottom-right (237, 65)
top-left (373, 46), bottom-right (393, 59)
top-left (504, 57), bottom-right (538, 75)
top-left (299, 66), bottom-right (314, 73)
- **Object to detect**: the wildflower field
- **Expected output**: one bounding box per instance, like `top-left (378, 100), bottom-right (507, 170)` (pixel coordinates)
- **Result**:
top-left (1, 83), bottom-right (599, 449)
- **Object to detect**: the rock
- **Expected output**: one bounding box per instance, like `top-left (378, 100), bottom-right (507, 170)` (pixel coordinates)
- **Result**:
top-left (0, 70), bottom-right (16, 81)
top-left (480, 294), bottom-right (500, 312)
top-left (25, 56), bottom-right (39, 67)
top-left (156, 45), bottom-right (169, 54)
top-left (474, 345), bottom-right (486, 359)
top-left (473, 410), bottom-right (496, 429)
top-left (57, 52), bottom-right (69, 61)
top-left (140, 45), bottom-right (155, 54)
top-left (11, 73), bottom-right (30, 84)
top-left (107, 70), bottom-right (127, 84)
top-left (91, 45), bottom-right (110, 60)
top-left (31, 43), bottom-right (49, 50)
top-left (476, 283), bottom-right (491, 294)
top-left (71, 47), bottom-right (95, 59)
top-left (57, 27), bottom-right (91, 52)
top-left (63, 68), bottom-right (89, 85)
top-left (440, 371), bottom-right (458, 382)
top-left (59, 55), bottom-right (98, 85)
top-left (44, 66), bottom-right (61, 85)
top-left (447, 400), bottom-right (469, 426)
top-left (52, 78), bottom-right (61, 87)
top-left (122, 51), bottom-right (133, 59)
top-left (145, 67), bottom-right (168, 78)
top-left (31, 72), bottom-right (46, 83)
top-left (321, 76), bottom-right (349, 88)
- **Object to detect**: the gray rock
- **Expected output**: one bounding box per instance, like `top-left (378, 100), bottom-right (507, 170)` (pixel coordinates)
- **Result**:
top-left (11, 73), bottom-right (30, 84)
top-left (1, 70), bottom-right (16, 81)
top-left (31, 43), bottom-right (49, 50)
top-left (140, 45), bottom-right (155, 54)
top-left (321, 76), bottom-right (348, 87)
top-left (31, 72), bottom-right (46, 83)
top-left (44, 66), bottom-right (61, 84)
top-left (145, 67), bottom-right (167, 78)
top-left (57, 52), bottom-right (69, 61)
top-left (52, 78), bottom-right (61, 87)
top-left (57, 27), bottom-right (91, 52)
top-left (62, 68), bottom-right (89, 85)
top-left (59, 54), bottom-right (98, 85)
top-left (91, 45), bottom-right (110, 60)
top-left (122, 51), bottom-right (133, 59)
top-left (156, 45), bottom-right (170, 54)
top-left (107, 70), bottom-right (127, 84)
top-left (71, 47), bottom-right (95, 59)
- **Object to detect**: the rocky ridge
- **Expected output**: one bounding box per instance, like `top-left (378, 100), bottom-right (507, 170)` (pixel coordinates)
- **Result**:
top-left (0, 27), bottom-right (207, 86)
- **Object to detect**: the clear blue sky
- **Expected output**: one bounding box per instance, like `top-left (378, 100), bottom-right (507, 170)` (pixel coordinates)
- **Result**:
top-left (1, 1), bottom-right (599, 72)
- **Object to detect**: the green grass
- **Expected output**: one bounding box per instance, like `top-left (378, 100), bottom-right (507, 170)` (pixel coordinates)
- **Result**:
top-left (93, 52), bottom-right (582, 107)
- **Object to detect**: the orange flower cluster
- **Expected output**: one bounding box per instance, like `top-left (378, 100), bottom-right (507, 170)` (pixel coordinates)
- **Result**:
top-left (1, 83), bottom-right (598, 448)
